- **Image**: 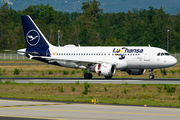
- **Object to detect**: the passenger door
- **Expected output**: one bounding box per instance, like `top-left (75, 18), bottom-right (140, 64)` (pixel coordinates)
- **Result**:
top-left (144, 49), bottom-right (151, 61)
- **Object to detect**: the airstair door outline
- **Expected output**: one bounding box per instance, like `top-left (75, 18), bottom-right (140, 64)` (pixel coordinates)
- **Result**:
top-left (144, 49), bottom-right (151, 61)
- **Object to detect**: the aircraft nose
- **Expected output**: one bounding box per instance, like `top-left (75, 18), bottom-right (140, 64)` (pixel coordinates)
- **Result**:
top-left (169, 57), bottom-right (177, 66)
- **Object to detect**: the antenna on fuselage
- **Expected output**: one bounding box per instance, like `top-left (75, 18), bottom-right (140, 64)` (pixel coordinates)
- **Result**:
top-left (148, 44), bottom-right (151, 47)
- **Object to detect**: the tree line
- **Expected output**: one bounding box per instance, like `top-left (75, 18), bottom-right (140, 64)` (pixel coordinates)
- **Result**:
top-left (0, 0), bottom-right (180, 53)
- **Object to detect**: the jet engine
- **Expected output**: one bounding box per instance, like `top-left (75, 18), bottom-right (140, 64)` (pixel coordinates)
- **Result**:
top-left (95, 64), bottom-right (116, 76)
top-left (126, 69), bottom-right (146, 75)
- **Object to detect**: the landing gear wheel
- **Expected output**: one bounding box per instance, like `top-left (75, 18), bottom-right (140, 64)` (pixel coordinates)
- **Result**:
top-left (84, 73), bottom-right (93, 79)
top-left (89, 73), bottom-right (93, 78)
top-left (148, 69), bottom-right (154, 79)
top-left (105, 76), bottom-right (112, 79)
top-left (149, 75), bottom-right (154, 79)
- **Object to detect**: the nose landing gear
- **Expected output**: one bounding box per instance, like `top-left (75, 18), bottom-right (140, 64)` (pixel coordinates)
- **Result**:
top-left (149, 69), bottom-right (154, 79)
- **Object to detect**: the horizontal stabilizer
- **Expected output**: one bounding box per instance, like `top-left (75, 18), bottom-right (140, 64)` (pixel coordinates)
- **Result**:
top-left (4, 50), bottom-right (38, 55)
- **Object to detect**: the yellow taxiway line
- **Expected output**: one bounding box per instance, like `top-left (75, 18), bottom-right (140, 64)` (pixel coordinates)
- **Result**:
top-left (0, 115), bottom-right (67, 120)
top-left (0, 103), bottom-right (70, 108)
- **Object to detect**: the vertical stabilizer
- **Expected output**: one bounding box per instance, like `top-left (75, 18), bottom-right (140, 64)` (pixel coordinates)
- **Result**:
top-left (21, 15), bottom-right (52, 49)
top-left (21, 15), bottom-right (51, 57)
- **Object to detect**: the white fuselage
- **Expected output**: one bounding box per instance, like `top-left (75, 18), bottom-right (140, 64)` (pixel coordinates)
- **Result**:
top-left (49, 45), bottom-right (177, 70)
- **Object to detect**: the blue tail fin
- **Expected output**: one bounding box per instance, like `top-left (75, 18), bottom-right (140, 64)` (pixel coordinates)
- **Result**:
top-left (21, 15), bottom-right (51, 57)
top-left (21, 15), bottom-right (51, 49)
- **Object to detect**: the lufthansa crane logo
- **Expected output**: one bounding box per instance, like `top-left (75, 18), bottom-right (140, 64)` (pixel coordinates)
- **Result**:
top-left (26, 30), bottom-right (40, 46)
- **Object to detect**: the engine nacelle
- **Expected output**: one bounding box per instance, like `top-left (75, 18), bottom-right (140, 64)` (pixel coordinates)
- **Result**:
top-left (95, 64), bottom-right (116, 76)
top-left (126, 69), bottom-right (146, 75)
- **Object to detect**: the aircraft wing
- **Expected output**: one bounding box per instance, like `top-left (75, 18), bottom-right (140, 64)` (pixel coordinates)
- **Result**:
top-left (33, 56), bottom-right (111, 66)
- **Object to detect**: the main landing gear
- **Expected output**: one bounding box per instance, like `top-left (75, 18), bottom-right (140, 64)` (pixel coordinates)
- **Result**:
top-left (104, 76), bottom-right (113, 79)
top-left (149, 69), bottom-right (154, 79)
top-left (84, 73), bottom-right (93, 79)
top-left (84, 68), bottom-right (93, 79)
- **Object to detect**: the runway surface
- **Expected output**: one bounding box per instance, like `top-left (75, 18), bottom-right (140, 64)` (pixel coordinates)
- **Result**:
top-left (1, 77), bottom-right (180, 84)
top-left (0, 99), bottom-right (180, 120)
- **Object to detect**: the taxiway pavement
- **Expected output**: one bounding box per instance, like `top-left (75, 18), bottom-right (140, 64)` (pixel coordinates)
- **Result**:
top-left (0, 99), bottom-right (180, 120)
top-left (1, 77), bottom-right (180, 84)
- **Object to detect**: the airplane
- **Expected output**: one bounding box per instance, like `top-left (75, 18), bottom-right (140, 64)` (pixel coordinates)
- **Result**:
top-left (15, 15), bottom-right (177, 79)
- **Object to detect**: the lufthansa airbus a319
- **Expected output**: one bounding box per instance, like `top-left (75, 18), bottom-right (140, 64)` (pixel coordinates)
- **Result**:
top-left (15, 15), bottom-right (177, 79)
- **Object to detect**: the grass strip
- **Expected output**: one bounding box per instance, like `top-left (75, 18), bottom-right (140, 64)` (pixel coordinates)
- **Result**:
top-left (0, 82), bottom-right (180, 107)
top-left (0, 60), bottom-right (180, 78)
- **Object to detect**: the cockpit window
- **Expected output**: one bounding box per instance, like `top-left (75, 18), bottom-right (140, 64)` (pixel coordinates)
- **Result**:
top-left (164, 53), bottom-right (169, 56)
top-left (157, 52), bottom-right (170, 56)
